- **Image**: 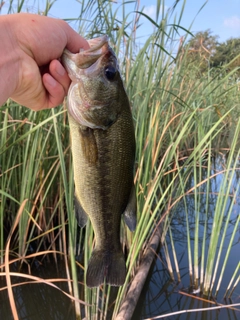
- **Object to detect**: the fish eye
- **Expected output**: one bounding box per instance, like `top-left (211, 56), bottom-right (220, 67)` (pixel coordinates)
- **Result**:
top-left (104, 65), bottom-right (117, 81)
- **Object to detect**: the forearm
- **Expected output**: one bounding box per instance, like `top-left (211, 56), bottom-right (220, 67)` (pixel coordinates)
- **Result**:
top-left (0, 15), bottom-right (19, 106)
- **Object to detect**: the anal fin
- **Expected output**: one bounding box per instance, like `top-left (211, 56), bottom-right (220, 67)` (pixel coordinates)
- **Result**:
top-left (123, 184), bottom-right (137, 231)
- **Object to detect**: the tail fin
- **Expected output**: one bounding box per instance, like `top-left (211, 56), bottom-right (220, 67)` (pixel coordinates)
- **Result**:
top-left (86, 248), bottom-right (126, 287)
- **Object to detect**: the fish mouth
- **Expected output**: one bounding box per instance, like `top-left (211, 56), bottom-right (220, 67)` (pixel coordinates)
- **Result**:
top-left (62, 35), bottom-right (118, 130)
top-left (62, 35), bottom-right (110, 73)
top-left (62, 35), bottom-right (113, 110)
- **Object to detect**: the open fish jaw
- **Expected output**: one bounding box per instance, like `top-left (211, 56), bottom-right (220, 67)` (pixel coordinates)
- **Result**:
top-left (62, 35), bottom-right (110, 72)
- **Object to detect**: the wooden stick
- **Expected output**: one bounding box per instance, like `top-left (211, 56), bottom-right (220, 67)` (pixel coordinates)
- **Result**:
top-left (116, 228), bottom-right (161, 320)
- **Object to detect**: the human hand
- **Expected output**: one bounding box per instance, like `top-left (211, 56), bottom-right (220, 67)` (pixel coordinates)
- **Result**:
top-left (0, 13), bottom-right (89, 110)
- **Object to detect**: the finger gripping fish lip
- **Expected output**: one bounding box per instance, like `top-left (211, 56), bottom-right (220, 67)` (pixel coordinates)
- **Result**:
top-left (62, 35), bottom-right (113, 71)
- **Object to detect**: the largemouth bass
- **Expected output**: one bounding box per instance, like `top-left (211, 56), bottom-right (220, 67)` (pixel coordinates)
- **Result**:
top-left (62, 36), bottom-right (137, 287)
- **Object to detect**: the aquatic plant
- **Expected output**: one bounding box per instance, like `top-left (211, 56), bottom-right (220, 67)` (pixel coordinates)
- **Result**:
top-left (0, 0), bottom-right (239, 319)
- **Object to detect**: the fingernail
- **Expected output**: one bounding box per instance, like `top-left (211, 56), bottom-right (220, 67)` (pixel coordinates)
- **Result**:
top-left (56, 64), bottom-right (66, 76)
top-left (46, 76), bottom-right (57, 87)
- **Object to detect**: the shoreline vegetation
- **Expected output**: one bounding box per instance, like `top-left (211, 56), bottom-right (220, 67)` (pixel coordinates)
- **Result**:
top-left (0, 0), bottom-right (239, 319)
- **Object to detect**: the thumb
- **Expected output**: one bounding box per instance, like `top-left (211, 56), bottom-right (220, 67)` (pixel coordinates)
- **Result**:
top-left (63, 21), bottom-right (89, 53)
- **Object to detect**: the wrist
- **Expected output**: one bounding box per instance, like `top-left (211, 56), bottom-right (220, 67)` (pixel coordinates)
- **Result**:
top-left (0, 15), bottom-right (20, 106)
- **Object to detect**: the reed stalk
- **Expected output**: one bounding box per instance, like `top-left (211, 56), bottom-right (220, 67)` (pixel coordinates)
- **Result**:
top-left (0, 0), bottom-right (239, 319)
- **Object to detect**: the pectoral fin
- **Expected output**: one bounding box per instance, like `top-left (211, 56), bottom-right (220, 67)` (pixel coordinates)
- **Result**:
top-left (74, 194), bottom-right (88, 227)
top-left (123, 184), bottom-right (137, 231)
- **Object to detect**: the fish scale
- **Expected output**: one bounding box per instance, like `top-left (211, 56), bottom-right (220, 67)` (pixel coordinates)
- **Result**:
top-left (62, 36), bottom-right (137, 287)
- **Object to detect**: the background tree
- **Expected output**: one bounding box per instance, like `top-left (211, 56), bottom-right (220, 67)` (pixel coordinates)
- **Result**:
top-left (211, 38), bottom-right (240, 75)
top-left (180, 29), bottom-right (240, 77)
top-left (184, 29), bottom-right (218, 74)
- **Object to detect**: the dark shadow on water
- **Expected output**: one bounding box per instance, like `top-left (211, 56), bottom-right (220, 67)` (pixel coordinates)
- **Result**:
top-left (0, 259), bottom-right (77, 320)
